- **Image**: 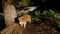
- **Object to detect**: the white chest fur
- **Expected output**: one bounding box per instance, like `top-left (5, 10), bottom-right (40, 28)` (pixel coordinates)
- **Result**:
top-left (19, 21), bottom-right (26, 28)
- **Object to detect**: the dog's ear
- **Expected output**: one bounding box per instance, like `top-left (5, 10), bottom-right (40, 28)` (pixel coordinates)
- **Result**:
top-left (14, 18), bottom-right (19, 23)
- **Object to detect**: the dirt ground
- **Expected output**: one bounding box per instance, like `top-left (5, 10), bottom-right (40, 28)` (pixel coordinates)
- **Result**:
top-left (0, 19), bottom-right (60, 34)
top-left (23, 19), bottom-right (60, 34)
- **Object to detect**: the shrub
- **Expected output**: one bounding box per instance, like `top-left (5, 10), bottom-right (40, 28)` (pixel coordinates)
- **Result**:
top-left (30, 10), bottom-right (40, 22)
top-left (30, 9), bottom-right (60, 28)
top-left (42, 9), bottom-right (60, 28)
top-left (43, 9), bottom-right (56, 19)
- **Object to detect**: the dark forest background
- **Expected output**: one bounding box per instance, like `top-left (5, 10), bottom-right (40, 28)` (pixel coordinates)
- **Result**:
top-left (0, 0), bottom-right (60, 13)
top-left (0, 0), bottom-right (60, 32)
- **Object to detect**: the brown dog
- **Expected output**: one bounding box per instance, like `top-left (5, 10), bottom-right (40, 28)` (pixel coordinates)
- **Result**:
top-left (18, 14), bottom-right (31, 28)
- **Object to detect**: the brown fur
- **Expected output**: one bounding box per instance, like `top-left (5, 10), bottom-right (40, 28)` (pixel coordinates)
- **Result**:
top-left (18, 14), bottom-right (31, 28)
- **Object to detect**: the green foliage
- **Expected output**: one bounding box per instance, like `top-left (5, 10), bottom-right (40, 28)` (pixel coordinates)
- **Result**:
top-left (42, 9), bottom-right (60, 19)
top-left (31, 9), bottom-right (60, 28)
top-left (57, 21), bottom-right (60, 28)
top-left (31, 10), bottom-right (40, 22)
top-left (42, 9), bottom-right (60, 28)
top-left (30, 9), bottom-right (60, 28)
top-left (54, 13), bottom-right (60, 19)
top-left (21, 0), bottom-right (30, 6)
top-left (13, 0), bottom-right (31, 7)
top-left (43, 9), bottom-right (56, 18)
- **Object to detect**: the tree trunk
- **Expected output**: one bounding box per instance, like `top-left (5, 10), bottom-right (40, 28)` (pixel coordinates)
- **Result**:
top-left (2, 0), bottom-right (17, 27)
